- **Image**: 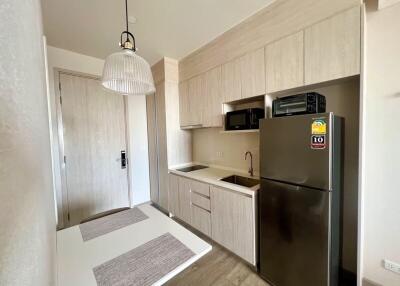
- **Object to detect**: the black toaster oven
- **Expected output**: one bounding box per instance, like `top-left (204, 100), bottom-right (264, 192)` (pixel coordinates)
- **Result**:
top-left (272, 92), bottom-right (326, 117)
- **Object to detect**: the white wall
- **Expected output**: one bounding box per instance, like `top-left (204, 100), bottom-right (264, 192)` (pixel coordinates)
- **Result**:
top-left (46, 46), bottom-right (150, 227)
top-left (361, 2), bottom-right (400, 285)
top-left (126, 96), bottom-right (151, 205)
top-left (0, 0), bottom-right (56, 284)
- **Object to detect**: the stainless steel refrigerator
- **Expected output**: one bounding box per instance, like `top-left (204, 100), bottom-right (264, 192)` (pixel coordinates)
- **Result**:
top-left (259, 113), bottom-right (342, 286)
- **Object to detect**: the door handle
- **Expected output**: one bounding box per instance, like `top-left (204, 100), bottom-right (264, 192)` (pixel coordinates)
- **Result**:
top-left (120, 150), bottom-right (127, 169)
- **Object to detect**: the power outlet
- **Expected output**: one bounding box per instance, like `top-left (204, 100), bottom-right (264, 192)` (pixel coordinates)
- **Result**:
top-left (383, 259), bottom-right (400, 275)
top-left (216, 151), bottom-right (224, 158)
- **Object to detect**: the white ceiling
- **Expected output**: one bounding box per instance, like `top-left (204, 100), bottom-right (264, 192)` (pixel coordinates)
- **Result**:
top-left (41, 0), bottom-right (275, 65)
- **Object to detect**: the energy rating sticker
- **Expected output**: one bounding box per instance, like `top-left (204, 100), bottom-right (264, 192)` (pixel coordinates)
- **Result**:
top-left (311, 135), bottom-right (326, 150)
top-left (311, 119), bottom-right (327, 135)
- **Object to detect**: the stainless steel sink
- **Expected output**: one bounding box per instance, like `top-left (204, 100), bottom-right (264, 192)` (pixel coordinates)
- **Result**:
top-left (220, 175), bottom-right (260, 188)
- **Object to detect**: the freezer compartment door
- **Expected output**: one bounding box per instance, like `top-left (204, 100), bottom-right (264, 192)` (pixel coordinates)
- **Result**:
top-left (260, 113), bottom-right (332, 190)
top-left (259, 179), bottom-right (330, 286)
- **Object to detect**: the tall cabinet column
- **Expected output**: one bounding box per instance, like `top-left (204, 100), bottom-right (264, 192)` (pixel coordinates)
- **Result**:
top-left (146, 58), bottom-right (192, 211)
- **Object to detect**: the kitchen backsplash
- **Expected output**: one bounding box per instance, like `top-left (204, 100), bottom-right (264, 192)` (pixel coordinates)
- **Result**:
top-left (192, 128), bottom-right (260, 175)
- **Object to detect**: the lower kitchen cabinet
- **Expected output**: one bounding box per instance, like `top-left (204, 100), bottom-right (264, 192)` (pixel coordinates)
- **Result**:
top-left (191, 204), bottom-right (211, 236)
top-left (210, 186), bottom-right (255, 265)
top-left (168, 174), bottom-right (180, 217)
top-left (178, 176), bottom-right (192, 224)
top-left (168, 173), bottom-right (256, 265)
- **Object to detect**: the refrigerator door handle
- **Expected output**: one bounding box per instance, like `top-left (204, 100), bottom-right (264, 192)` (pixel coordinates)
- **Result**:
top-left (271, 181), bottom-right (301, 191)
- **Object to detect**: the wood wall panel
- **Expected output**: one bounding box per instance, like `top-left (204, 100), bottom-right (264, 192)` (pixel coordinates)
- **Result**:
top-left (179, 0), bottom-right (361, 81)
top-left (152, 57), bottom-right (179, 84)
top-left (154, 82), bottom-right (169, 211)
top-left (165, 81), bottom-right (192, 166)
top-left (146, 93), bottom-right (159, 204)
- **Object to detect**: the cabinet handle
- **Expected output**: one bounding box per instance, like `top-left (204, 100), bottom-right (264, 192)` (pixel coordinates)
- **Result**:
top-left (192, 203), bottom-right (211, 213)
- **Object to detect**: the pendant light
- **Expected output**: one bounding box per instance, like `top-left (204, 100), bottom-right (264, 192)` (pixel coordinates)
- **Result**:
top-left (101, 0), bottom-right (155, 95)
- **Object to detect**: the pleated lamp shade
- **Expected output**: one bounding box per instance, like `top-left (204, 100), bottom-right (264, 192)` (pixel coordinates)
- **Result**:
top-left (101, 49), bottom-right (155, 95)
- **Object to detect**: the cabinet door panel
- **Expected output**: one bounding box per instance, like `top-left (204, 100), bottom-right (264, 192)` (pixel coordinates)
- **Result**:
top-left (146, 93), bottom-right (159, 204)
top-left (266, 31), bottom-right (304, 93)
top-left (168, 174), bottom-right (180, 216)
top-left (191, 205), bottom-right (211, 236)
top-left (211, 186), bottom-right (254, 264)
top-left (178, 177), bottom-right (192, 224)
top-left (190, 179), bottom-right (210, 197)
top-left (188, 75), bottom-right (204, 126)
top-left (241, 47), bottom-right (266, 99)
top-left (191, 192), bottom-right (211, 211)
top-left (221, 57), bottom-right (242, 103)
top-left (155, 82), bottom-right (169, 211)
top-left (179, 80), bottom-right (190, 127)
top-left (211, 186), bottom-right (234, 251)
top-left (204, 66), bottom-right (223, 127)
top-left (305, 6), bottom-right (361, 85)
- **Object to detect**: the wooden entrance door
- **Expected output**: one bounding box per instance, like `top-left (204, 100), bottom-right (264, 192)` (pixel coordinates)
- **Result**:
top-left (59, 73), bottom-right (129, 226)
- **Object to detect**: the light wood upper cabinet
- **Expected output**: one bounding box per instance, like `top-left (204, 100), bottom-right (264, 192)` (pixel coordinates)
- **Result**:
top-left (221, 57), bottom-right (242, 103)
top-left (179, 75), bottom-right (204, 128)
top-left (179, 67), bottom-right (222, 128)
top-left (211, 186), bottom-right (255, 265)
top-left (305, 6), bottom-right (361, 85)
top-left (221, 48), bottom-right (265, 103)
top-left (240, 47), bottom-right (266, 99)
top-left (203, 66), bottom-right (223, 127)
top-left (265, 31), bottom-right (304, 93)
top-left (178, 80), bottom-right (190, 127)
top-left (187, 74), bottom-right (205, 126)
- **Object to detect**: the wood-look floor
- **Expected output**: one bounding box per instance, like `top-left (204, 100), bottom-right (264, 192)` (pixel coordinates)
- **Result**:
top-left (165, 221), bottom-right (269, 286)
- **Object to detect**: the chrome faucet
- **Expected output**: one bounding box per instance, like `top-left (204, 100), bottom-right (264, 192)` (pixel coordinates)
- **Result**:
top-left (245, 151), bottom-right (254, 177)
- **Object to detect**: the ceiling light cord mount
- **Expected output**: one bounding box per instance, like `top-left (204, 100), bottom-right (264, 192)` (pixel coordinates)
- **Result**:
top-left (120, 0), bottom-right (135, 51)
top-left (120, 31), bottom-right (136, 51)
top-left (101, 0), bottom-right (155, 95)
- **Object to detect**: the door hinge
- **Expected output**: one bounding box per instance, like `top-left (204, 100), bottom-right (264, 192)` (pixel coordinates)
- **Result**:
top-left (59, 96), bottom-right (62, 105)
top-left (59, 81), bottom-right (61, 91)
top-left (67, 212), bottom-right (70, 221)
top-left (63, 155), bottom-right (66, 164)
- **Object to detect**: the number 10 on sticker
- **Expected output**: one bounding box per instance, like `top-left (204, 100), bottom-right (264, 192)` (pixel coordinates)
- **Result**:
top-left (311, 135), bottom-right (326, 149)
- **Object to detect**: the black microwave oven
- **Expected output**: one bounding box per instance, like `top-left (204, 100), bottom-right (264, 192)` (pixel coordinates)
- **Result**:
top-left (225, 108), bottom-right (264, 130)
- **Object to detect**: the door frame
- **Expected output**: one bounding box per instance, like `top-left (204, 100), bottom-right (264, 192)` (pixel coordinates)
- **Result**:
top-left (53, 68), bottom-right (132, 228)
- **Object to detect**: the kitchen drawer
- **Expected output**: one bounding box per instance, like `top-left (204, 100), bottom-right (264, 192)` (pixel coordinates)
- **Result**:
top-left (191, 204), bottom-right (211, 236)
top-left (191, 192), bottom-right (211, 211)
top-left (190, 180), bottom-right (210, 197)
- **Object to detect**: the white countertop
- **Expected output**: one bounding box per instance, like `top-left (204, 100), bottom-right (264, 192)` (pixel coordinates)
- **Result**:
top-left (169, 165), bottom-right (260, 196)
top-left (57, 204), bottom-right (212, 286)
